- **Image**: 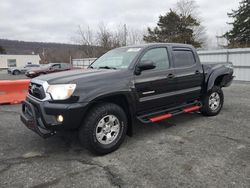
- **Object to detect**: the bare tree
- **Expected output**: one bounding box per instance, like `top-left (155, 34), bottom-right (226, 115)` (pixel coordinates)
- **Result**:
top-left (127, 28), bottom-right (145, 45)
top-left (175, 0), bottom-right (207, 48)
top-left (96, 23), bottom-right (127, 50)
top-left (176, 0), bottom-right (198, 17)
top-left (97, 23), bottom-right (113, 50)
top-left (73, 25), bottom-right (99, 57)
top-left (72, 23), bottom-right (145, 57)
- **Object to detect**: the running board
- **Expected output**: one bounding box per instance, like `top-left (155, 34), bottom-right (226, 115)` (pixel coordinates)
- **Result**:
top-left (137, 103), bottom-right (201, 123)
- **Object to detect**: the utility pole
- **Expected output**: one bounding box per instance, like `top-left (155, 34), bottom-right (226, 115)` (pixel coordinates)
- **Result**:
top-left (42, 48), bottom-right (47, 64)
top-left (123, 24), bottom-right (127, 46)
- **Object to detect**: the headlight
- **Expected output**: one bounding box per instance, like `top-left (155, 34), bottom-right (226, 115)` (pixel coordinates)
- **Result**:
top-left (28, 71), bottom-right (35, 74)
top-left (47, 84), bottom-right (76, 100)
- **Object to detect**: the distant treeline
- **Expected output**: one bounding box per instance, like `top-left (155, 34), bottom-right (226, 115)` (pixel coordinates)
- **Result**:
top-left (0, 39), bottom-right (106, 64)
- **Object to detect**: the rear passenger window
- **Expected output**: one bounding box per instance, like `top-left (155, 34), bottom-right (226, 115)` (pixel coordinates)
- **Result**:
top-left (173, 50), bottom-right (196, 68)
top-left (52, 64), bottom-right (61, 69)
top-left (61, 64), bottom-right (69, 68)
top-left (141, 48), bottom-right (169, 70)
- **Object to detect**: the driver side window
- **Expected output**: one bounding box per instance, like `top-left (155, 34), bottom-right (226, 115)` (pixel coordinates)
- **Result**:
top-left (141, 48), bottom-right (170, 70)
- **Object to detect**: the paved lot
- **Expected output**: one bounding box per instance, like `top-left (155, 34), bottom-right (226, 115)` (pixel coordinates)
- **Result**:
top-left (0, 70), bottom-right (27, 80)
top-left (0, 83), bottom-right (249, 188)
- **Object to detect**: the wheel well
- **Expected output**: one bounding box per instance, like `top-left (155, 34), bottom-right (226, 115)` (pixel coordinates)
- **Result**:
top-left (214, 75), bottom-right (226, 87)
top-left (86, 94), bottom-right (133, 136)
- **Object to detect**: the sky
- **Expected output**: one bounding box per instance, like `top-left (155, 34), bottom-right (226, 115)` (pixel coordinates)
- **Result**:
top-left (0, 0), bottom-right (240, 47)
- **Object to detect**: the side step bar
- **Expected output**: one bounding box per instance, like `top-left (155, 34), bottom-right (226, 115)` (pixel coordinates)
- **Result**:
top-left (137, 103), bottom-right (201, 123)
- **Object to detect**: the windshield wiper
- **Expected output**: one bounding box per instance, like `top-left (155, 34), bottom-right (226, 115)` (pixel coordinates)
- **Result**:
top-left (98, 66), bottom-right (117, 70)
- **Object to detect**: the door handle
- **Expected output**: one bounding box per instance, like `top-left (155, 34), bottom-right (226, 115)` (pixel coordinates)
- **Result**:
top-left (167, 73), bottom-right (175, 79)
top-left (195, 70), bottom-right (200, 74)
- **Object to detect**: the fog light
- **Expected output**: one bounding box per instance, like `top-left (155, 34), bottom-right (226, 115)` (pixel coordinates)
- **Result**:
top-left (57, 115), bottom-right (64, 123)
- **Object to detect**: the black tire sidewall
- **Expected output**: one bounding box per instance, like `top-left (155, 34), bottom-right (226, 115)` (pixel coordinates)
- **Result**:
top-left (91, 109), bottom-right (127, 150)
top-left (202, 86), bottom-right (224, 116)
top-left (79, 103), bottom-right (128, 155)
top-left (13, 70), bottom-right (19, 75)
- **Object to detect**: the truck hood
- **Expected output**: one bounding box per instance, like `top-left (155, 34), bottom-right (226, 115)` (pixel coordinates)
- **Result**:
top-left (33, 68), bottom-right (126, 85)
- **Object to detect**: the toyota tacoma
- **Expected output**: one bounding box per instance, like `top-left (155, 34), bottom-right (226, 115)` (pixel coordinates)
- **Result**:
top-left (20, 43), bottom-right (234, 155)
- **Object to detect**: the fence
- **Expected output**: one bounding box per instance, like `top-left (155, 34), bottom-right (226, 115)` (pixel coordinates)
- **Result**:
top-left (198, 48), bottom-right (250, 81)
top-left (72, 58), bottom-right (97, 69)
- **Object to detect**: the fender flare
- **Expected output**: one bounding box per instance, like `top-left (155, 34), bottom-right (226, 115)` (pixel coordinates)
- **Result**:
top-left (84, 92), bottom-right (137, 136)
top-left (206, 68), bottom-right (231, 91)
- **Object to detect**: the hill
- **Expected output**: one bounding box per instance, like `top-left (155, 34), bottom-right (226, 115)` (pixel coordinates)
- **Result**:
top-left (0, 39), bottom-right (104, 63)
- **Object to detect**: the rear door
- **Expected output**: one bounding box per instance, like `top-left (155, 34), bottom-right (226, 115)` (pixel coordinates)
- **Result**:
top-left (134, 47), bottom-right (178, 114)
top-left (172, 47), bottom-right (203, 104)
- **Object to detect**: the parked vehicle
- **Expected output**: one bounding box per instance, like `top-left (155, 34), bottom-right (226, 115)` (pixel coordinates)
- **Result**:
top-left (25, 63), bottom-right (75, 78)
top-left (8, 64), bottom-right (40, 75)
top-left (21, 43), bottom-right (234, 155)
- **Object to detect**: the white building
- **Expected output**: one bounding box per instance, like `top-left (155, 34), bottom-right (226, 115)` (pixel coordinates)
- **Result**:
top-left (0, 54), bottom-right (41, 69)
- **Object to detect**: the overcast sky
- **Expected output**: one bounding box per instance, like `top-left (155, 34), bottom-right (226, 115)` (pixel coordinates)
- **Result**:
top-left (0, 0), bottom-right (239, 47)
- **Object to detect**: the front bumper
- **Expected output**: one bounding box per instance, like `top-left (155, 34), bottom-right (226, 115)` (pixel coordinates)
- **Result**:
top-left (20, 95), bottom-right (88, 138)
top-left (20, 100), bottom-right (55, 138)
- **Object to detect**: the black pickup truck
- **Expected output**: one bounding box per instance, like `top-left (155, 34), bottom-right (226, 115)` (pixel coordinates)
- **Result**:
top-left (21, 43), bottom-right (234, 155)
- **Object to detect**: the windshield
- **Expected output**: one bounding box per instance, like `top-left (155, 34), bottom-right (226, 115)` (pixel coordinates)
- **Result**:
top-left (91, 47), bottom-right (141, 69)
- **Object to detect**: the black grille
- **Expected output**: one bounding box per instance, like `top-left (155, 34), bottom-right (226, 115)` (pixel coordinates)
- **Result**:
top-left (29, 83), bottom-right (46, 100)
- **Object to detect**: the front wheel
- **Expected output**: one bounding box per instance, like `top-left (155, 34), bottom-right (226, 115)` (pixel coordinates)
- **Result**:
top-left (200, 86), bottom-right (224, 116)
top-left (79, 103), bottom-right (128, 155)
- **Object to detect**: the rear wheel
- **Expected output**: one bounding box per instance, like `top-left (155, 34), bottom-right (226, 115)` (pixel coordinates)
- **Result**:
top-left (79, 103), bottom-right (128, 155)
top-left (13, 70), bottom-right (20, 75)
top-left (201, 86), bottom-right (224, 116)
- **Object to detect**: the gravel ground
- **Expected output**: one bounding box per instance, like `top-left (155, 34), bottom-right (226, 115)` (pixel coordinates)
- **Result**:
top-left (0, 83), bottom-right (249, 188)
top-left (0, 70), bottom-right (28, 80)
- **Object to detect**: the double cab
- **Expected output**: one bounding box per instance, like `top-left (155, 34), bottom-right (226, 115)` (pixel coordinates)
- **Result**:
top-left (21, 43), bottom-right (234, 155)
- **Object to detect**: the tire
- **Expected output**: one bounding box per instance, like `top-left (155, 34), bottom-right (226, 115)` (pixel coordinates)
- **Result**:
top-left (200, 86), bottom-right (224, 116)
top-left (79, 103), bottom-right (128, 155)
top-left (13, 70), bottom-right (20, 75)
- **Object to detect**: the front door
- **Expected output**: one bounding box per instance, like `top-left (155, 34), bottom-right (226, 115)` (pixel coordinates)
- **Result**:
top-left (134, 47), bottom-right (178, 114)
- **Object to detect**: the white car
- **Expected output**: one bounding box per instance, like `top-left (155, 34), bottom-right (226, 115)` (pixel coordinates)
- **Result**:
top-left (8, 64), bottom-right (40, 75)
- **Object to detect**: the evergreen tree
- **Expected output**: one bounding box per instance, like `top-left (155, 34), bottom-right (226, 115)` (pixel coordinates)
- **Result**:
top-left (225, 0), bottom-right (250, 47)
top-left (143, 9), bottom-right (202, 47)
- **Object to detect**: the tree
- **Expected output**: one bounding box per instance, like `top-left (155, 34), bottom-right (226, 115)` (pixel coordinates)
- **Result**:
top-left (127, 28), bottom-right (145, 45)
top-left (0, 46), bottom-right (6, 54)
top-left (176, 0), bottom-right (207, 46)
top-left (77, 25), bottom-right (98, 57)
top-left (224, 0), bottom-right (250, 47)
top-left (96, 23), bottom-right (126, 50)
top-left (72, 23), bottom-right (145, 57)
top-left (143, 0), bottom-right (206, 48)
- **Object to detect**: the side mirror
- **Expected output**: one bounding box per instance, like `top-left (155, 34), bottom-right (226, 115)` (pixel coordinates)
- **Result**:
top-left (135, 60), bottom-right (156, 75)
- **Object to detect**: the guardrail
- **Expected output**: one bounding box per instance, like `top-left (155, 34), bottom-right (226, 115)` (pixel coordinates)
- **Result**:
top-left (0, 79), bottom-right (30, 104)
